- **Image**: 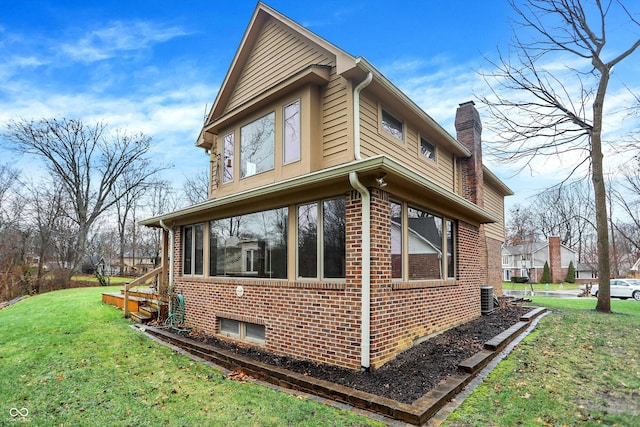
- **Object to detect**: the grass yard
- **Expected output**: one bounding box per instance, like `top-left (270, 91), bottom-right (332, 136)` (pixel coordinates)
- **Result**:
top-left (502, 281), bottom-right (583, 291)
top-left (0, 287), bottom-right (381, 426)
top-left (444, 297), bottom-right (640, 426)
top-left (72, 274), bottom-right (130, 285)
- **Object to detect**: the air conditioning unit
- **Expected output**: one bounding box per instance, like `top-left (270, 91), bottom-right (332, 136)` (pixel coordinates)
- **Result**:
top-left (480, 286), bottom-right (494, 315)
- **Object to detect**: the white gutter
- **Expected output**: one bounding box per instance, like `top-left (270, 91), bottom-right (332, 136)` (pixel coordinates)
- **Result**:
top-left (159, 219), bottom-right (174, 294)
top-left (351, 70), bottom-right (373, 371)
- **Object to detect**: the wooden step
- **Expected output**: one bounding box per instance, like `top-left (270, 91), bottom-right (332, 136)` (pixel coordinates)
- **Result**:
top-left (130, 311), bottom-right (153, 323)
top-left (139, 305), bottom-right (158, 318)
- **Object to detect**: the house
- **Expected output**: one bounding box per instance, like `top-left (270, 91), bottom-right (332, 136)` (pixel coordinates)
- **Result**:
top-left (140, 2), bottom-right (512, 371)
top-left (502, 236), bottom-right (577, 283)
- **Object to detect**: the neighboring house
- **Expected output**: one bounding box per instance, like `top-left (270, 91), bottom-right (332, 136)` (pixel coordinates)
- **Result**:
top-left (502, 236), bottom-right (577, 283)
top-left (121, 254), bottom-right (157, 275)
top-left (141, 3), bottom-right (512, 371)
top-left (576, 262), bottom-right (598, 281)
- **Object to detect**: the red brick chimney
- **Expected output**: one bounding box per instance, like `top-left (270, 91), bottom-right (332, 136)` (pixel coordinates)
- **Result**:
top-left (455, 101), bottom-right (484, 208)
top-left (548, 236), bottom-right (562, 283)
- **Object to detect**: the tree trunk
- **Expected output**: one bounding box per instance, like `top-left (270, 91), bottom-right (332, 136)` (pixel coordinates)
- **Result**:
top-left (593, 70), bottom-right (611, 313)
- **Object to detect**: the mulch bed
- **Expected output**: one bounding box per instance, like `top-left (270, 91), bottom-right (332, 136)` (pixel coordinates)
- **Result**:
top-left (172, 302), bottom-right (531, 404)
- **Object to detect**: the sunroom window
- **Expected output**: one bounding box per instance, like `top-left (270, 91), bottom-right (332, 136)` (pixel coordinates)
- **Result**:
top-left (209, 207), bottom-right (287, 278)
top-left (298, 198), bottom-right (346, 279)
top-left (392, 204), bottom-right (456, 281)
top-left (183, 223), bottom-right (204, 276)
top-left (391, 201), bottom-right (403, 279)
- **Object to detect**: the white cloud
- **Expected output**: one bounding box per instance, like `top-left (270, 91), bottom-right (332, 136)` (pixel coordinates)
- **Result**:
top-left (59, 21), bottom-right (189, 63)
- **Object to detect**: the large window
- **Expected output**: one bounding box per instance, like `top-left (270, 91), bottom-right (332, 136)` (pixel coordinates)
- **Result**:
top-left (381, 108), bottom-right (404, 141)
top-left (240, 112), bottom-right (275, 178)
top-left (209, 207), bottom-right (287, 278)
top-left (298, 198), bottom-right (346, 279)
top-left (183, 223), bottom-right (204, 276)
top-left (394, 205), bottom-right (455, 280)
top-left (283, 99), bottom-right (300, 164)
top-left (222, 132), bottom-right (234, 183)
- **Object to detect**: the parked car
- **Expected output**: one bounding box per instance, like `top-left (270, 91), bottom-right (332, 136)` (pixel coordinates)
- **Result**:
top-left (589, 279), bottom-right (640, 300)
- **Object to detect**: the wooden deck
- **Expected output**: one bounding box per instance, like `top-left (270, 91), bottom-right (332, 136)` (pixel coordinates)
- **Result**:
top-left (102, 287), bottom-right (168, 323)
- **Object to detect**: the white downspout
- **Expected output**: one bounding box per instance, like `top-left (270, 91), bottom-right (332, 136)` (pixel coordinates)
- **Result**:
top-left (353, 71), bottom-right (372, 161)
top-left (349, 172), bottom-right (370, 372)
top-left (351, 71), bottom-right (372, 372)
top-left (159, 219), bottom-right (174, 294)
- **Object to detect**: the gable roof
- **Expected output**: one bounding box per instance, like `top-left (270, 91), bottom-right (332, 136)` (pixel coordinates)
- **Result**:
top-left (196, 2), bottom-right (472, 159)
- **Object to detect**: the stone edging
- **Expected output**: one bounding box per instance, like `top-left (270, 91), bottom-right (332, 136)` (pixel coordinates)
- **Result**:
top-left (140, 306), bottom-right (547, 425)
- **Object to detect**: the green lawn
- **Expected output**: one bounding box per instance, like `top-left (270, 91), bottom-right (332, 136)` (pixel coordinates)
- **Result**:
top-left (4, 287), bottom-right (639, 426)
top-left (0, 287), bottom-right (381, 426)
top-left (502, 281), bottom-right (583, 291)
top-left (444, 297), bottom-right (640, 426)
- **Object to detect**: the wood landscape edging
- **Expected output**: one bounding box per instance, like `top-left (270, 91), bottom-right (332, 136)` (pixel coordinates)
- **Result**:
top-left (139, 306), bottom-right (547, 425)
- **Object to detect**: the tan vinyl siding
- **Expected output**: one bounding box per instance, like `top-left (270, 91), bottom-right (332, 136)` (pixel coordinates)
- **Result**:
top-left (321, 74), bottom-right (351, 166)
top-left (359, 94), bottom-right (455, 190)
top-left (483, 181), bottom-right (506, 242)
top-left (227, 18), bottom-right (333, 113)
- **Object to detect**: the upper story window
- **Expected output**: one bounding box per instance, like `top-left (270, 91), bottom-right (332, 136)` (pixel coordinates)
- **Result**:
top-left (420, 136), bottom-right (436, 162)
top-left (183, 223), bottom-right (205, 276)
top-left (222, 132), bottom-right (234, 183)
top-left (283, 99), bottom-right (300, 164)
top-left (502, 255), bottom-right (509, 266)
top-left (240, 112), bottom-right (275, 178)
top-left (381, 108), bottom-right (404, 141)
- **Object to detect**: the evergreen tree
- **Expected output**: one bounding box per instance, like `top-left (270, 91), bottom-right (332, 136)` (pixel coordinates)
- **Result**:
top-left (565, 261), bottom-right (576, 284)
top-left (540, 261), bottom-right (551, 284)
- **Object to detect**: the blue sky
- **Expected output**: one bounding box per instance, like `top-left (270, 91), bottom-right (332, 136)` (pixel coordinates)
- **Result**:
top-left (1, 1), bottom-right (639, 216)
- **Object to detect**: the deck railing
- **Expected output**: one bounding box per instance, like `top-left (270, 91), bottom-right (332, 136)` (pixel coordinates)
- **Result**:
top-left (123, 266), bottom-right (163, 318)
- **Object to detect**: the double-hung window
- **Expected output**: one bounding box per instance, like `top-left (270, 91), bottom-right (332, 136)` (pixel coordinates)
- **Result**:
top-left (381, 108), bottom-right (404, 141)
top-left (420, 136), bottom-right (436, 162)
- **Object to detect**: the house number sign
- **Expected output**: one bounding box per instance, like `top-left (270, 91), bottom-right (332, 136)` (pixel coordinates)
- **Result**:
top-left (236, 286), bottom-right (244, 297)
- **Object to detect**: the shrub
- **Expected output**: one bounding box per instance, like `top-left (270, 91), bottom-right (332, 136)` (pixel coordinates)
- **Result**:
top-left (565, 261), bottom-right (576, 283)
top-left (540, 261), bottom-right (551, 283)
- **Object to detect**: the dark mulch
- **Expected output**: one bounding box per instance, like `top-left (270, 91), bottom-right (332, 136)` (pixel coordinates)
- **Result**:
top-left (175, 302), bottom-right (531, 404)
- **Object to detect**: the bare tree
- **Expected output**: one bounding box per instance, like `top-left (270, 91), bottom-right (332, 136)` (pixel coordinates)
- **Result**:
top-left (24, 179), bottom-right (67, 286)
top-left (2, 118), bottom-right (167, 285)
top-left (480, 0), bottom-right (640, 313)
top-left (0, 164), bottom-right (24, 300)
top-left (182, 168), bottom-right (209, 206)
